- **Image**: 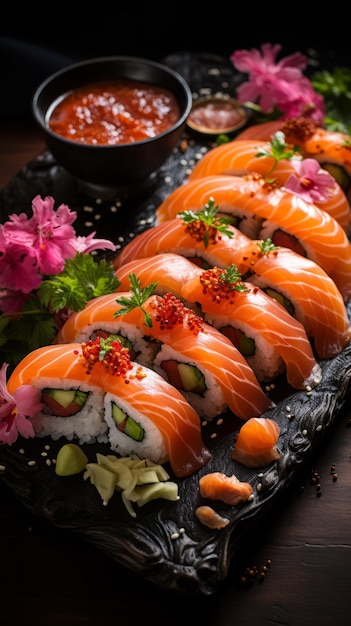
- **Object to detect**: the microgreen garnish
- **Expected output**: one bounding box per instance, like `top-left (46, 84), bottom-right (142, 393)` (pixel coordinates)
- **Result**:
top-left (114, 274), bottom-right (158, 327)
top-left (219, 265), bottom-right (248, 292)
top-left (257, 238), bottom-right (280, 255)
top-left (0, 253), bottom-right (120, 370)
top-left (178, 197), bottom-right (234, 248)
top-left (255, 131), bottom-right (302, 177)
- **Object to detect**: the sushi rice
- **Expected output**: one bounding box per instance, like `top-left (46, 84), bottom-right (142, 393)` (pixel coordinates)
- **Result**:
top-left (30, 380), bottom-right (108, 445)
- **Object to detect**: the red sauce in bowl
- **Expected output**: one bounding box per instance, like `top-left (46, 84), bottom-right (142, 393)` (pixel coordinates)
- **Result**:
top-left (47, 80), bottom-right (180, 145)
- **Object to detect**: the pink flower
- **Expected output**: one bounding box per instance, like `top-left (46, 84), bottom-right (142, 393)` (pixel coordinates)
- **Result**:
top-left (0, 227), bottom-right (41, 293)
top-left (0, 289), bottom-right (30, 315)
top-left (5, 195), bottom-right (78, 275)
top-left (0, 362), bottom-right (42, 445)
top-left (283, 158), bottom-right (335, 203)
top-left (230, 43), bottom-right (325, 123)
top-left (73, 232), bottom-right (117, 254)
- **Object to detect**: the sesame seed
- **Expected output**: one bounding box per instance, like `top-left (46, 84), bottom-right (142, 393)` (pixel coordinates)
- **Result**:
top-left (210, 433), bottom-right (217, 439)
top-left (316, 424), bottom-right (322, 432)
top-left (302, 429), bottom-right (307, 436)
top-left (171, 532), bottom-right (180, 540)
top-left (257, 483), bottom-right (262, 492)
top-left (28, 461), bottom-right (36, 466)
top-left (0, 464), bottom-right (5, 471)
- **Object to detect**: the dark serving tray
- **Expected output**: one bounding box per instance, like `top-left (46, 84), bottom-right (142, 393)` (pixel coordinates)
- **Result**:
top-left (1, 52), bottom-right (351, 597)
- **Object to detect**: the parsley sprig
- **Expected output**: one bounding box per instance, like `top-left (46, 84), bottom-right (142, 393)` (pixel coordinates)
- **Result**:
top-left (255, 131), bottom-right (302, 178)
top-left (219, 265), bottom-right (248, 292)
top-left (0, 252), bottom-right (121, 371)
top-left (114, 274), bottom-right (158, 327)
top-left (257, 238), bottom-right (280, 255)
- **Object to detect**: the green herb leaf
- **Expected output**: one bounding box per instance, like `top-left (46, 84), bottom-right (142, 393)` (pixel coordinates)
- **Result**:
top-left (257, 238), bottom-right (280, 255)
top-left (219, 265), bottom-right (248, 292)
top-left (38, 253), bottom-right (120, 313)
top-left (114, 274), bottom-right (158, 327)
top-left (255, 131), bottom-right (302, 176)
top-left (178, 197), bottom-right (234, 247)
top-left (311, 67), bottom-right (351, 135)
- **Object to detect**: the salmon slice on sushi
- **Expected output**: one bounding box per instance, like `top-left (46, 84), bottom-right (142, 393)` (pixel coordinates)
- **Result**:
top-left (7, 340), bottom-right (211, 478)
top-left (6, 343), bottom-right (108, 445)
top-left (113, 198), bottom-right (252, 270)
top-left (227, 240), bottom-right (351, 359)
top-left (186, 136), bottom-right (351, 233)
top-left (155, 174), bottom-right (351, 302)
top-left (181, 265), bottom-right (322, 390)
top-left (56, 291), bottom-right (160, 367)
top-left (114, 253), bottom-right (202, 309)
top-left (235, 117), bottom-right (351, 203)
top-left (155, 174), bottom-right (265, 237)
top-left (112, 284), bottom-right (274, 420)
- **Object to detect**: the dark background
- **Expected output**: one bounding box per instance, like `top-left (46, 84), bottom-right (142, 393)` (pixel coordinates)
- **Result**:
top-left (1, 5), bottom-right (350, 120)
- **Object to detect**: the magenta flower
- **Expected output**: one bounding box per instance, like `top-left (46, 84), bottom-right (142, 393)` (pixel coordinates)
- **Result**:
top-left (0, 289), bottom-right (30, 315)
top-left (283, 158), bottom-right (335, 203)
top-left (230, 43), bottom-right (325, 123)
top-left (73, 232), bottom-right (117, 254)
top-left (0, 227), bottom-right (41, 293)
top-left (0, 363), bottom-right (42, 445)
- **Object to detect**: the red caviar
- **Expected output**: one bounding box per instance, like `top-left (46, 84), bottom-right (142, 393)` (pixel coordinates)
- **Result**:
top-left (183, 220), bottom-right (223, 245)
top-left (151, 293), bottom-right (204, 334)
top-left (77, 337), bottom-right (133, 376)
top-left (199, 267), bottom-right (247, 305)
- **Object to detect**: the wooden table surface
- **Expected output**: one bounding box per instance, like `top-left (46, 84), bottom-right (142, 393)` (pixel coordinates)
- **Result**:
top-left (1, 120), bottom-right (351, 626)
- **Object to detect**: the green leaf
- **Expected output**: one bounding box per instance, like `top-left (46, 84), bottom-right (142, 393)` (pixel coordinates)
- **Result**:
top-left (178, 197), bottom-right (234, 247)
top-left (114, 274), bottom-right (158, 327)
top-left (257, 238), bottom-right (280, 255)
top-left (38, 253), bottom-right (120, 313)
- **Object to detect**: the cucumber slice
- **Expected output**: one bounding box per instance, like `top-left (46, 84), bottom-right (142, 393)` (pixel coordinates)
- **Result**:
top-left (112, 403), bottom-right (144, 442)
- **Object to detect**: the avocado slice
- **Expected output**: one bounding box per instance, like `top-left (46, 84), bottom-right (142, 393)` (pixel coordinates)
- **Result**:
top-left (41, 388), bottom-right (89, 417)
top-left (322, 162), bottom-right (351, 193)
top-left (177, 363), bottom-right (206, 393)
top-left (112, 403), bottom-right (144, 441)
top-left (265, 288), bottom-right (295, 316)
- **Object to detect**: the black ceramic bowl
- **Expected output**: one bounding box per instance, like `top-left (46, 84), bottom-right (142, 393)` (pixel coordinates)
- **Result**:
top-left (32, 56), bottom-right (192, 197)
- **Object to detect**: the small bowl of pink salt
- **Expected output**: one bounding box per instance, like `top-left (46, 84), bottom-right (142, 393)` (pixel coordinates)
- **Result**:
top-left (186, 96), bottom-right (249, 136)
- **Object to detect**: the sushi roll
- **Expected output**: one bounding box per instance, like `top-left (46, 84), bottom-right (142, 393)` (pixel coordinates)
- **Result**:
top-left (155, 174), bottom-right (351, 302)
top-left (181, 265), bottom-right (322, 390)
top-left (227, 240), bottom-right (351, 359)
top-left (155, 174), bottom-right (264, 237)
top-left (235, 117), bottom-right (351, 203)
top-left (113, 199), bottom-right (252, 270)
top-left (186, 137), bottom-right (351, 233)
top-left (7, 340), bottom-right (211, 478)
top-left (111, 289), bottom-right (274, 420)
top-left (6, 343), bottom-right (107, 445)
top-left (56, 291), bottom-right (159, 367)
top-left (114, 253), bottom-right (202, 305)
